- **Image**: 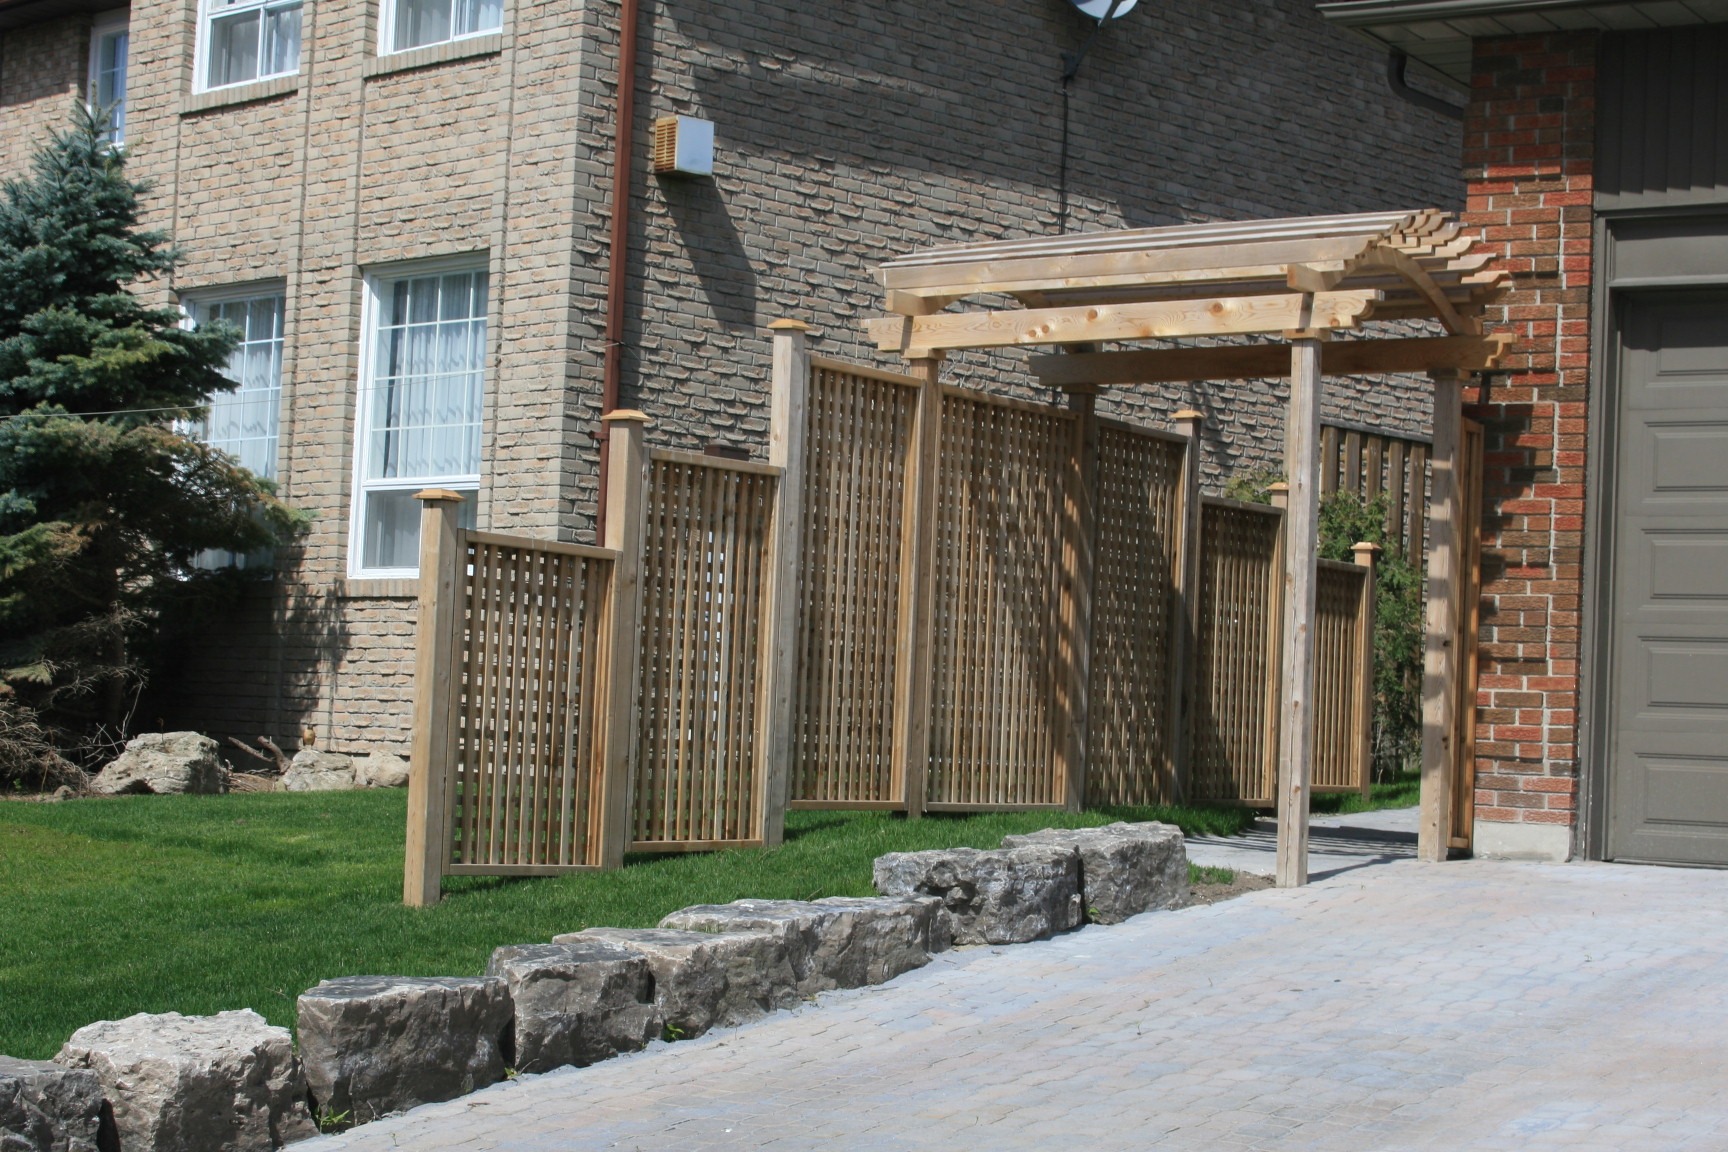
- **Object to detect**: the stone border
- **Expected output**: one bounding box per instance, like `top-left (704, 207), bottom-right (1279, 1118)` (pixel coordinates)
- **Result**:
top-left (4, 823), bottom-right (1188, 1151)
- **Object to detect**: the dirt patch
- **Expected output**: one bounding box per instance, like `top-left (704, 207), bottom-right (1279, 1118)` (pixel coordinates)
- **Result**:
top-left (1183, 872), bottom-right (1274, 907)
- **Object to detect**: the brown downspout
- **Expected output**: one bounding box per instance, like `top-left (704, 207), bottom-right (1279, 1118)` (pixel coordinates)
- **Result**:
top-left (595, 0), bottom-right (641, 537)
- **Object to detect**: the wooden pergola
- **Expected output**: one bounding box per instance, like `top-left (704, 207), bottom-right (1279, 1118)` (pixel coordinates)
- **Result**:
top-left (865, 209), bottom-right (1511, 885)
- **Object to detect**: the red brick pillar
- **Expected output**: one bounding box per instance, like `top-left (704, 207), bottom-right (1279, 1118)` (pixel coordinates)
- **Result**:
top-left (1461, 31), bottom-right (1597, 860)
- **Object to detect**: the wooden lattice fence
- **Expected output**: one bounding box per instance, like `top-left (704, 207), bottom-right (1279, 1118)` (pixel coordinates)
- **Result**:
top-left (1321, 423), bottom-right (1430, 564)
top-left (1086, 422), bottom-right (1187, 807)
top-left (925, 390), bottom-right (1078, 810)
top-left (407, 335), bottom-right (1388, 904)
top-left (631, 450), bottom-right (779, 850)
top-left (790, 359), bottom-right (919, 808)
top-left (1187, 498), bottom-right (1285, 806)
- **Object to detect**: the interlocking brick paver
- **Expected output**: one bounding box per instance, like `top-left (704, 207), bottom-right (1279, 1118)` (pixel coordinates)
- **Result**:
top-left (314, 860), bottom-right (1728, 1151)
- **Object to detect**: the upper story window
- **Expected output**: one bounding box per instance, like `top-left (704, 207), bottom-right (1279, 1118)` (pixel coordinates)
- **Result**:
top-left (198, 0), bottom-right (302, 92)
top-left (350, 263), bottom-right (487, 577)
top-left (88, 12), bottom-right (129, 144)
top-left (383, 0), bottom-right (501, 54)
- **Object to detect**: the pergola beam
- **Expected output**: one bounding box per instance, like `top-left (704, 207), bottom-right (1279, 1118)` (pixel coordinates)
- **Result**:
top-left (1029, 333), bottom-right (1512, 386)
top-left (867, 291), bottom-right (1380, 357)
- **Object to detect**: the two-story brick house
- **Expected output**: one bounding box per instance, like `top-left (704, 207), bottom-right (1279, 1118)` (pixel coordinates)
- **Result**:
top-left (0, 0), bottom-right (1463, 768)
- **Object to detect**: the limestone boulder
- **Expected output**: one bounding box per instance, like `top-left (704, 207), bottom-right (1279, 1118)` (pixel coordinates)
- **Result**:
top-left (1002, 822), bottom-right (1189, 924)
top-left (353, 752), bottom-right (409, 790)
top-left (296, 976), bottom-right (509, 1124)
top-left (872, 845), bottom-right (1083, 945)
top-left (55, 1010), bottom-right (313, 1152)
top-left (657, 896), bottom-right (948, 996)
top-left (89, 733), bottom-right (225, 796)
top-left (557, 927), bottom-right (797, 1039)
top-left (0, 1055), bottom-right (106, 1152)
top-left (484, 942), bottom-right (659, 1072)
top-left (280, 750), bottom-right (355, 793)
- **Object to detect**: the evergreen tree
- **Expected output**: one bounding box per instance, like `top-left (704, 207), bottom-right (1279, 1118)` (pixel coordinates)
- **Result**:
top-left (0, 106), bottom-right (299, 748)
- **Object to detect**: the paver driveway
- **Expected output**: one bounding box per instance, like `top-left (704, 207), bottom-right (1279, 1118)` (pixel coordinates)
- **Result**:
top-left (315, 859), bottom-right (1728, 1151)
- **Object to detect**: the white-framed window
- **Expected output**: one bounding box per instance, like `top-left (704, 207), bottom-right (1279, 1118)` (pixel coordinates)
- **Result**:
top-left (381, 0), bottom-right (501, 55)
top-left (88, 11), bottom-right (129, 144)
top-left (187, 290), bottom-right (287, 480)
top-left (196, 0), bottom-right (302, 92)
top-left (349, 261), bottom-right (487, 578)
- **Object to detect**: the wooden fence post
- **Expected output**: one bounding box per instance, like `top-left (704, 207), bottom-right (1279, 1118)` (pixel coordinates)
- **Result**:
top-left (1275, 336), bottom-right (1323, 889)
top-left (1170, 408), bottom-right (1204, 802)
top-left (1061, 384), bottom-right (1099, 812)
top-left (892, 355), bottom-right (943, 818)
top-left (404, 489), bottom-right (465, 908)
top-left (1352, 541), bottom-right (1382, 799)
top-left (597, 410), bottom-right (651, 869)
top-left (760, 319), bottom-right (811, 847)
top-left (1418, 371), bottom-right (1462, 862)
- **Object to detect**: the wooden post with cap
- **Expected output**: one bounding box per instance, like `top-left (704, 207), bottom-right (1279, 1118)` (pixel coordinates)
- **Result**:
top-left (1418, 370), bottom-right (1463, 862)
top-left (597, 410), bottom-right (651, 869)
top-left (1170, 408), bottom-right (1204, 801)
top-left (892, 354), bottom-right (943, 818)
top-left (1352, 541), bottom-right (1382, 799)
top-left (759, 319), bottom-right (811, 846)
top-left (404, 488), bottom-right (465, 907)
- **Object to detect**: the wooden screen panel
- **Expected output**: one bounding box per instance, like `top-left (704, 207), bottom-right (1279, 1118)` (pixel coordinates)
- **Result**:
top-left (1320, 422), bottom-right (1431, 568)
top-left (634, 456), bottom-right (777, 848)
top-left (1312, 560), bottom-right (1370, 794)
top-left (926, 390), bottom-right (1076, 810)
top-left (1088, 423), bottom-right (1186, 806)
top-left (1187, 499), bottom-right (1283, 806)
top-left (791, 363), bottom-right (919, 808)
top-left (449, 535), bottom-right (611, 872)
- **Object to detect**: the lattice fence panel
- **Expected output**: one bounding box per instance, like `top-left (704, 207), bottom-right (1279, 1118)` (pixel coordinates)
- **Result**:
top-left (634, 456), bottom-right (777, 847)
top-left (791, 362), bottom-right (919, 807)
top-left (1312, 560), bottom-right (1370, 794)
top-left (1088, 423), bottom-right (1186, 806)
top-left (1187, 499), bottom-right (1283, 806)
top-left (926, 390), bottom-right (1076, 809)
top-left (450, 535), bottom-right (611, 871)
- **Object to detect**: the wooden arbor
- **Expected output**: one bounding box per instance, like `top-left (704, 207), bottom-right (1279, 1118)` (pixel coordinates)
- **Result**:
top-left (865, 210), bottom-right (1510, 886)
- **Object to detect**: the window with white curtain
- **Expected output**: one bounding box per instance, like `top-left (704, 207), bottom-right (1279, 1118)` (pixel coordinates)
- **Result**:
top-left (197, 0), bottom-right (301, 92)
top-left (382, 0), bottom-right (501, 54)
top-left (191, 293), bottom-right (286, 480)
top-left (88, 12), bottom-right (129, 143)
top-left (350, 264), bottom-right (487, 577)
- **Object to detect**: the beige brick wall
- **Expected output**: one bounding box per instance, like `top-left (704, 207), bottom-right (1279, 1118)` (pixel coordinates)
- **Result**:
top-left (2, 0), bottom-right (1464, 759)
top-left (0, 15), bottom-right (89, 173)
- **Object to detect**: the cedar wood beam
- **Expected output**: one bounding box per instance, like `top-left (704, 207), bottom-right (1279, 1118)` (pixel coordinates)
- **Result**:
top-left (1028, 333), bottom-right (1512, 386)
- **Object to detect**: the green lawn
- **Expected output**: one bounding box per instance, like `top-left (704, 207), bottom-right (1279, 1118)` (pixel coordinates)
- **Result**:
top-left (0, 791), bottom-right (1260, 1060)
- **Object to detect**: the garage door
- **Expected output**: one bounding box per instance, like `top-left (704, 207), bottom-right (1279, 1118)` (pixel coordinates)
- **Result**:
top-left (1608, 291), bottom-right (1728, 865)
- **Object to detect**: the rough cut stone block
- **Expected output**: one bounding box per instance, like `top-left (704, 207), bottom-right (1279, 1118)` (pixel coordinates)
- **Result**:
top-left (556, 927), bottom-right (796, 1039)
top-left (1002, 822), bottom-right (1189, 924)
top-left (89, 732), bottom-right (225, 796)
top-left (0, 1055), bottom-right (105, 1152)
top-left (280, 750), bottom-right (356, 792)
top-left (296, 976), bottom-right (509, 1124)
top-left (872, 845), bottom-right (1083, 945)
top-left (353, 751), bottom-right (409, 789)
top-left (484, 943), bottom-right (659, 1072)
top-left (55, 1010), bottom-right (313, 1152)
top-left (657, 896), bottom-right (948, 996)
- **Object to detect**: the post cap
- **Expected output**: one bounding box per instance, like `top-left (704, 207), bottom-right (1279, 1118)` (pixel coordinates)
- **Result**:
top-left (415, 488), bottom-right (466, 503)
top-left (600, 409), bottom-right (652, 425)
top-left (1266, 481), bottom-right (1290, 508)
top-left (767, 318), bottom-right (813, 332)
top-left (1352, 541), bottom-right (1384, 562)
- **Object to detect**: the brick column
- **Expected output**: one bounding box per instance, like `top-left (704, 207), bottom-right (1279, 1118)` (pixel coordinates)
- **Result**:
top-left (1462, 31), bottom-right (1597, 858)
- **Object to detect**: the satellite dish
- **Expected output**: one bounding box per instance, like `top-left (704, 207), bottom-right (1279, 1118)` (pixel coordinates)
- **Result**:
top-left (1068, 0), bottom-right (1138, 20)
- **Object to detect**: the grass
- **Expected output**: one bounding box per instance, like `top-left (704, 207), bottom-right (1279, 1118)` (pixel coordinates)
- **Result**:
top-left (1310, 770), bottom-right (1421, 816)
top-left (0, 791), bottom-right (1257, 1059)
top-left (0, 776), bottom-right (1421, 1060)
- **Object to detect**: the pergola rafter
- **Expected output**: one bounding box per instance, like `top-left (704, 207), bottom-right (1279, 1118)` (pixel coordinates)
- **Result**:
top-left (863, 209), bottom-right (1511, 886)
